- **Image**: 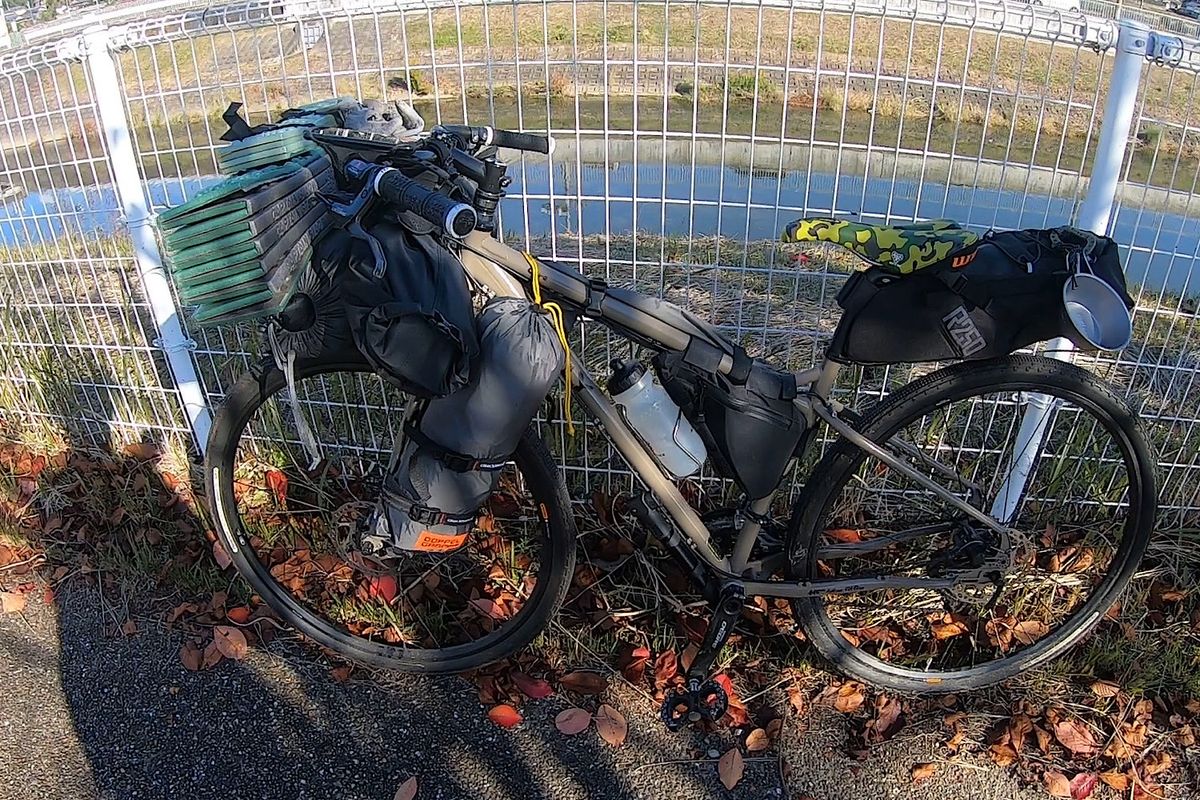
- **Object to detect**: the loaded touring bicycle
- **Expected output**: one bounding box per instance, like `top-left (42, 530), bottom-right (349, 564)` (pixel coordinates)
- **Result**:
top-left (166, 99), bottom-right (1154, 729)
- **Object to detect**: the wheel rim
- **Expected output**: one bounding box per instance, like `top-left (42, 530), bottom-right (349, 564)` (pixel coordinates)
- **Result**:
top-left (212, 364), bottom-right (558, 664)
top-left (799, 376), bottom-right (1150, 682)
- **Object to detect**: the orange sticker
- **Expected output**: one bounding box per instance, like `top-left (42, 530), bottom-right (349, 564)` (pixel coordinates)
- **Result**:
top-left (951, 251), bottom-right (977, 269)
top-left (413, 530), bottom-right (468, 552)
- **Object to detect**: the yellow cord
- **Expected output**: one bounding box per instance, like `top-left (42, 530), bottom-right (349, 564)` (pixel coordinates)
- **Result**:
top-left (524, 252), bottom-right (574, 435)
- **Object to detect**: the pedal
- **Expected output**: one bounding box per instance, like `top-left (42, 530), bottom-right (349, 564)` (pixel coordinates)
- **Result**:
top-left (660, 581), bottom-right (745, 732)
top-left (660, 679), bottom-right (729, 731)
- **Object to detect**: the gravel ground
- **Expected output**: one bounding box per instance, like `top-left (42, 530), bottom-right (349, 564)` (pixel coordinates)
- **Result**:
top-left (0, 582), bottom-right (1045, 800)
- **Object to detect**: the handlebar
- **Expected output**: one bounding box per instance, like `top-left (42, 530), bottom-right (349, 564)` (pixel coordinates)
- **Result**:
top-left (438, 124), bottom-right (554, 155)
top-left (346, 158), bottom-right (477, 237)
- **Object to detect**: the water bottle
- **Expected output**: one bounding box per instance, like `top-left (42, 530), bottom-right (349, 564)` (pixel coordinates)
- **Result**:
top-left (607, 359), bottom-right (707, 479)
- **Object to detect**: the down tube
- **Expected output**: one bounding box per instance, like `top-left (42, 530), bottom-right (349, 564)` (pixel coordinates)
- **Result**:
top-left (572, 360), bottom-right (727, 569)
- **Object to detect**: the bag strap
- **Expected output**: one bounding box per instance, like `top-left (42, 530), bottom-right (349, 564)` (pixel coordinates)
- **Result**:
top-left (381, 485), bottom-right (478, 527)
top-left (935, 268), bottom-right (993, 310)
top-left (402, 423), bottom-right (509, 472)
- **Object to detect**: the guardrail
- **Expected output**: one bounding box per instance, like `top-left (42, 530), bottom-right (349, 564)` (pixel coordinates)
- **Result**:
top-left (3, 0), bottom-right (1200, 521)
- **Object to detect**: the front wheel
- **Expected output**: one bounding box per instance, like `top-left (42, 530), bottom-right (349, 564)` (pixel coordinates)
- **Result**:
top-left (205, 356), bottom-right (577, 673)
top-left (789, 355), bottom-right (1156, 693)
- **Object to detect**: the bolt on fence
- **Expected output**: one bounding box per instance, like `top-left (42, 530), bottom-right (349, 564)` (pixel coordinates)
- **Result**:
top-left (1, 0), bottom-right (1200, 524)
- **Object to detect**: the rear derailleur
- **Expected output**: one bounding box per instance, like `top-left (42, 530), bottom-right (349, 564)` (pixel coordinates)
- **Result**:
top-left (660, 582), bottom-right (744, 731)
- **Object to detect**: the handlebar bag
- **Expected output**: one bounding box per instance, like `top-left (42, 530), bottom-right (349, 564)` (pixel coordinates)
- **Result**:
top-left (826, 227), bottom-right (1133, 365)
top-left (321, 218), bottom-right (480, 398)
top-left (371, 297), bottom-right (565, 553)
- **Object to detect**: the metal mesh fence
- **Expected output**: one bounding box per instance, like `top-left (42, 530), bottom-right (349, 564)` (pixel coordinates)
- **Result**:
top-left (0, 41), bottom-right (190, 451)
top-left (2, 0), bottom-right (1200, 521)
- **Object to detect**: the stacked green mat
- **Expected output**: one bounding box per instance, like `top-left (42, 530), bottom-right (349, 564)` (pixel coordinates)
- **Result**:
top-left (159, 98), bottom-right (354, 326)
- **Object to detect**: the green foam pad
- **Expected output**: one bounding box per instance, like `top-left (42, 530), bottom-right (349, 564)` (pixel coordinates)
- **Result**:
top-left (277, 113), bottom-right (337, 128)
top-left (218, 128), bottom-right (315, 174)
top-left (293, 96), bottom-right (359, 114)
top-left (192, 288), bottom-right (275, 324)
top-left (157, 154), bottom-right (328, 228)
top-left (174, 256), bottom-right (263, 287)
top-left (158, 158), bottom-right (332, 232)
top-left (163, 189), bottom-right (324, 252)
top-left (182, 270), bottom-right (270, 304)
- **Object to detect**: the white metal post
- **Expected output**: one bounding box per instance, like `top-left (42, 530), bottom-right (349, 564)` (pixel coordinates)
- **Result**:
top-left (990, 19), bottom-right (1150, 523)
top-left (83, 25), bottom-right (213, 453)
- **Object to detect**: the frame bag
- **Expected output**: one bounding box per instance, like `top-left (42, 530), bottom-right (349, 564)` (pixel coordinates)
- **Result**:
top-left (826, 227), bottom-right (1134, 365)
top-left (371, 298), bottom-right (565, 553)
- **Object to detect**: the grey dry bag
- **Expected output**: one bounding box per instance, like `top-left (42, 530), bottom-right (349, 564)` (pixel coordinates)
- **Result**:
top-left (368, 297), bottom-right (565, 553)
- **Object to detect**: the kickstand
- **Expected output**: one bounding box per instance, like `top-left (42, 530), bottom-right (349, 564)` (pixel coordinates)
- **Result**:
top-left (660, 582), bottom-right (745, 731)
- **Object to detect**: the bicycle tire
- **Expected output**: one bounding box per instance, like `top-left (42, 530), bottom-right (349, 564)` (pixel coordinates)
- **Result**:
top-left (788, 355), bottom-right (1156, 693)
top-left (205, 355), bottom-right (577, 673)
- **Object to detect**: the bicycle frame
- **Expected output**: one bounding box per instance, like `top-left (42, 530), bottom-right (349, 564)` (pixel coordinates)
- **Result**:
top-left (457, 230), bottom-right (1010, 600)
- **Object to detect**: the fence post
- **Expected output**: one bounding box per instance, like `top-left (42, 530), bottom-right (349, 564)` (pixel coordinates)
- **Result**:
top-left (989, 18), bottom-right (1149, 524)
top-left (83, 25), bottom-right (213, 454)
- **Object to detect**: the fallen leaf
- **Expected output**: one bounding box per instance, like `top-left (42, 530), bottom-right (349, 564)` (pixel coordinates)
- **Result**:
top-left (1140, 752), bottom-right (1172, 777)
top-left (1045, 770), bottom-right (1072, 798)
top-left (329, 665), bottom-right (353, 683)
top-left (930, 613), bottom-right (970, 640)
top-left (786, 684), bottom-right (807, 715)
top-left (0, 591), bottom-right (27, 614)
top-left (989, 743), bottom-right (1018, 767)
top-left (745, 728), bottom-right (770, 752)
top-left (122, 441), bottom-right (159, 460)
top-left (1089, 680), bottom-right (1120, 698)
top-left (212, 540), bottom-right (233, 570)
top-left (512, 671), bottom-right (555, 700)
top-left (1054, 718), bottom-right (1099, 757)
top-left (717, 747), bottom-right (744, 790)
top-left (594, 704), bottom-right (627, 746)
top-left (833, 682), bottom-right (866, 713)
top-left (866, 695), bottom-right (904, 743)
top-left (393, 776), bottom-right (418, 800)
top-left (554, 707), bottom-right (591, 735)
top-left (560, 670), bottom-right (608, 695)
top-left (653, 650), bottom-right (678, 687)
top-left (201, 641), bottom-right (223, 669)
top-left (1011, 620), bottom-right (1049, 646)
top-left (1098, 772), bottom-right (1130, 792)
top-left (265, 469), bottom-right (289, 504)
top-left (487, 704), bottom-right (522, 728)
top-left (213, 625), bottom-right (249, 661)
top-left (911, 762), bottom-right (937, 782)
top-left (825, 528), bottom-right (862, 543)
top-left (367, 575), bottom-right (398, 605)
top-left (1070, 772), bottom-right (1099, 800)
top-left (179, 642), bottom-right (202, 671)
top-left (120, 619), bottom-right (137, 637)
top-left (226, 606), bottom-right (252, 624)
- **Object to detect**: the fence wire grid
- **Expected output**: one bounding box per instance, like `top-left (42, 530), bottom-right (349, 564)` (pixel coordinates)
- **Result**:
top-left (2, 0), bottom-right (1200, 524)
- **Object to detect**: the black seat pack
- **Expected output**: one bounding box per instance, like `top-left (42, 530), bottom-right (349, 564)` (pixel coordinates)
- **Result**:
top-left (825, 227), bottom-right (1133, 365)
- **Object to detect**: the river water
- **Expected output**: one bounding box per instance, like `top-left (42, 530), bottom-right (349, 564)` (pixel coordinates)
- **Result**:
top-left (2, 149), bottom-right (1196, 298)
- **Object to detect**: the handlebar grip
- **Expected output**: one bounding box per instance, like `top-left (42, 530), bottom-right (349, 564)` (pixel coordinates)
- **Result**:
top-left (489, 128), bottom-right (554, 155)
top-left (373, 168), bottom-right (477, 237)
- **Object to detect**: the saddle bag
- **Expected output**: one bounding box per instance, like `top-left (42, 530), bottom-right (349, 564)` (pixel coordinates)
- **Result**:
top-left (826, 227), bottom-right (1134, 365)
top-left (370, 297), bottom-right (565, 553)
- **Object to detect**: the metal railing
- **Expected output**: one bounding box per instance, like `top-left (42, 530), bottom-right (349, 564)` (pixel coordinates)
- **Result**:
top-left (2, 0), bottom-right (1200, 522)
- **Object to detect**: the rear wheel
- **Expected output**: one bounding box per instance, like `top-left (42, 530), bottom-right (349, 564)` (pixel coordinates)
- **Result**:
top-left (205, 356), bottom-right (576, 673)
top-left (789, 356), bottom-right (1155, 693)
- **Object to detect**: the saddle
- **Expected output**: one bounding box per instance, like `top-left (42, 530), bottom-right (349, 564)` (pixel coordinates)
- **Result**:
top-left (782, 217), bottom-right (981, 274)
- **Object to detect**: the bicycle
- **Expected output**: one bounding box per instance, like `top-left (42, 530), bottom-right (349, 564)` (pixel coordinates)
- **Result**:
top-left (204, 123), bottom-right (1156, 730)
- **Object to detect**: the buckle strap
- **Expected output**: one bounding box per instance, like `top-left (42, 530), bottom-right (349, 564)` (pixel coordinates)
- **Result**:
top-left (403, 423), bottom-right (508, 472)
top-left (585, 277), bottom-right (607, 317)
top-left (382, 486), bottom-right (477, 526)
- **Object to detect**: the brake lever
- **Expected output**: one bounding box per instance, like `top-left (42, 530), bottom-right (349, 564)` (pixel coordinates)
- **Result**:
top-left (321, 170), bottom-right (388, 279)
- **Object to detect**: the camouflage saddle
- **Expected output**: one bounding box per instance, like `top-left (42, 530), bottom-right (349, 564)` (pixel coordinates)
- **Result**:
top-left (782, 217), bottom-right (980, 275)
